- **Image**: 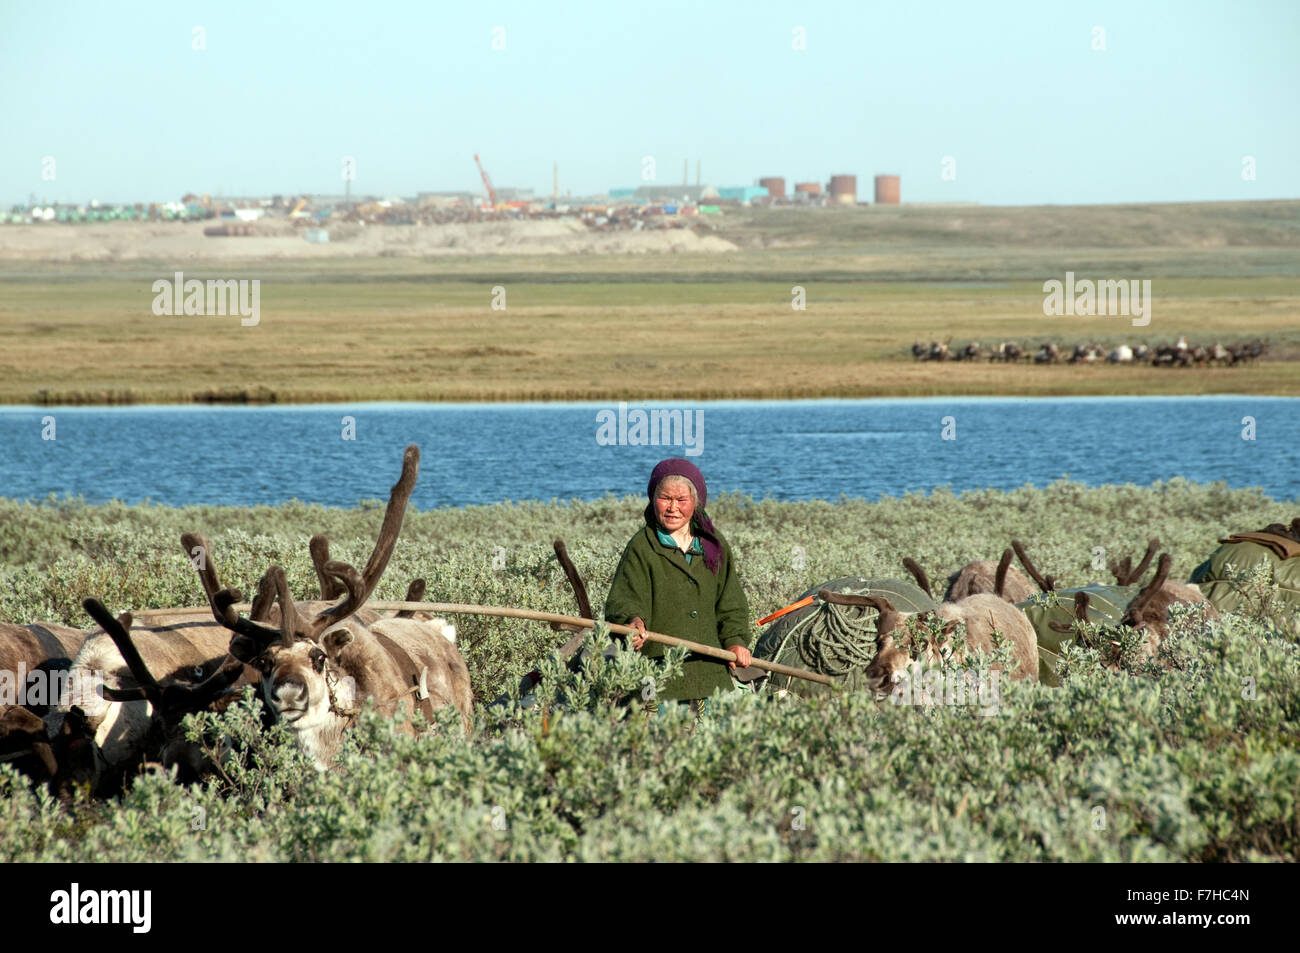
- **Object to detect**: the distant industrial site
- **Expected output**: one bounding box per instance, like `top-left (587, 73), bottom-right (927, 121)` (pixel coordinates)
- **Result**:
top-left (6, 156), bottom-right (924, 237)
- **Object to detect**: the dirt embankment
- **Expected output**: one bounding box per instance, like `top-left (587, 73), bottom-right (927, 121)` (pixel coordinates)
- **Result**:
top-left (0, 219), bottom-right (738, 262)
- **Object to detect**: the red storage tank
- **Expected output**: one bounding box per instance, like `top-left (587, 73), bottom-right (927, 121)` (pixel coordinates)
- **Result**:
top-left (874, 175), bottom-right (901, 205)
top-left (828, 175), bottom-right (856, 205)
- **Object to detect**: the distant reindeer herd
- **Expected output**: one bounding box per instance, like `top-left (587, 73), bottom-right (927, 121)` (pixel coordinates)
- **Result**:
top-left (911, 337), bottom-right (1269, 367)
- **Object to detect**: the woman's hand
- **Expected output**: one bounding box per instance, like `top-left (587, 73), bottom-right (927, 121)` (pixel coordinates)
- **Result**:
top-left (729, 644), bottom-right (753, 670)
top-left (629, 617), bottom-right (647, 650)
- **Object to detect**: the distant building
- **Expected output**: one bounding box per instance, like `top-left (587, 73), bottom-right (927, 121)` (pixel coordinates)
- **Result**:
top-left (717, 186), bottom-right (769, 205)
top-left (416, 191), bottom-right (476, 206)
top-left (631, 184), bottom-right (719, 204)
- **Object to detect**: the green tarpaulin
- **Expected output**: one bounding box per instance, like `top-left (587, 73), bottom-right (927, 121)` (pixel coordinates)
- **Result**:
top-left (1016, 585), bottom-right (1136, 685)
top-left (1191, 540), bottom-right (1300, 615)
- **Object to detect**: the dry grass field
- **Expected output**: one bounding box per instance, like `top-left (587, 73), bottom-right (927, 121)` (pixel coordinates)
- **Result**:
top-left (1, 200), bottom-right (1297, 404)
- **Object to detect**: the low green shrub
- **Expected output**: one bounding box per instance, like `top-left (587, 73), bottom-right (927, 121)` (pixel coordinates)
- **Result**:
top-left (1, 483), bottom-right (1295, 861)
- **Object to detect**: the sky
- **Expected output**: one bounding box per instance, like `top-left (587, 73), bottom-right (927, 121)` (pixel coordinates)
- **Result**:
top-left (1, 0), bottom-right (1297, 207)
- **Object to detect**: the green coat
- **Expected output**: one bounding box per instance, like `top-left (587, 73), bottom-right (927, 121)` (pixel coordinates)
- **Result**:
top-left (604, 521), bottom-right (751, 701)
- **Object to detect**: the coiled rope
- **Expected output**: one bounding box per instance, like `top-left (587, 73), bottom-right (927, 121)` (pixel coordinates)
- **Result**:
top-left (770, 599), bottom-right (881, 678)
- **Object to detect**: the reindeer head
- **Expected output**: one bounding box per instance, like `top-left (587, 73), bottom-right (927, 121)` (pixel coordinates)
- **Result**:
top-left (215, 446), bottom-right (421, 732)
top-left (817, 591), bottom-right (917, 695)
top-left (1119, 553), bottom-right (1175, 657)
top-left (227, 568), bottom-right (367, 735)
top-left (856, 596), bottom-right (960, 695)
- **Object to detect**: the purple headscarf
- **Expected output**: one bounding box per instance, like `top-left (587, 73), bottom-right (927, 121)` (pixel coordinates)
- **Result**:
top-left (644, 458), bottom-right (722, 574)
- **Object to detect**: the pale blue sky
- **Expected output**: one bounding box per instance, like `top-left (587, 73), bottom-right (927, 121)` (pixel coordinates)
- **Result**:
top-left (2, 0), bottom-right (1296, 206)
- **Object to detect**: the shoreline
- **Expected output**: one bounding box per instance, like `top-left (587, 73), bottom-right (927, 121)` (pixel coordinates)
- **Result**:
top-left (3, 391), bottom-right (1300, 412)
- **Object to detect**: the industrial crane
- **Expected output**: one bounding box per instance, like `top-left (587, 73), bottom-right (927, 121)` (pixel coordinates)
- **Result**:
top-left (473, 153), bottom-right (497, 210)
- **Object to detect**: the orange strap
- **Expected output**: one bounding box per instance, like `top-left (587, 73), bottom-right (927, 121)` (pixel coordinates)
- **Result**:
top-left (755, 595), bottom-right (816, 628)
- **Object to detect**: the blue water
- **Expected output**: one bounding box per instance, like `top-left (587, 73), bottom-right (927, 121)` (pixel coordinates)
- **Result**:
top-left (1, 397), bottom-right (1296, 507)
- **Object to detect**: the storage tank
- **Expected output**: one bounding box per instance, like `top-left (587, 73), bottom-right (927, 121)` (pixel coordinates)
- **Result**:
top-left (874, 175), bottom-right (901, 205)
top-left (828, 175), bottom-right (857, 205)
top-left (793, 182), bottom-right (821, 196)
top-left (758, 177), bottom-right (786, 200)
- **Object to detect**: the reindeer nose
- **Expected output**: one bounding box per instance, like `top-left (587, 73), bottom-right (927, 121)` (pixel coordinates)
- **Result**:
top-left (273, 675), bottom-right (307, 707)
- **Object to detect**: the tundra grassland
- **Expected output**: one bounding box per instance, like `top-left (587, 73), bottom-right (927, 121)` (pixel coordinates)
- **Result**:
top-left (2, 200), bottom-right (1299, 405)
top-left (1, 480), bottom-right (1297, 861)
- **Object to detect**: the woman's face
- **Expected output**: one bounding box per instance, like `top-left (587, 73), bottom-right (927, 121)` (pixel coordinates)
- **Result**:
top-left (655, 480), bottom-right (695, 533)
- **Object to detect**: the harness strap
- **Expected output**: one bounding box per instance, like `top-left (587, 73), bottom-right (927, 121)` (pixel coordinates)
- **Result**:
top-left (370, 632), bottom-right (437, 723)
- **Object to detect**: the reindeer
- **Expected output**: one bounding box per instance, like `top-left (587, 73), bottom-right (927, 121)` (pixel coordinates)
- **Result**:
top-left (1051, 551), bottom-right (1216, 668)
top-left (75, 600), bottom-right (251, 784)
top-left (49, 597), bottom-right (249, 789)
top-left (822, 589), bottom-right (1038, 694)
top-left (214, 446), bottom-right (473, 770)
top-left (902, 549), bottom-right (1037, 604)
top-left (1033, 343), bottom-right (1061, 364)
top-left (1068, 343), bottom-right (1102, 364)
top-left (1, 620), bottom-right (87, 718)
top-left (1, 621), bottom-right (89, 785)
top-left (1208, 343), bottom-right (1233, 367)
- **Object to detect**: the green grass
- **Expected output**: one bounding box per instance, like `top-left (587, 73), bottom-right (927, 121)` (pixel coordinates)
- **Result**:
top-left (2, 199), bottom-right (1299, 404)
top-left (2, 275), bottom-right (1298, 404)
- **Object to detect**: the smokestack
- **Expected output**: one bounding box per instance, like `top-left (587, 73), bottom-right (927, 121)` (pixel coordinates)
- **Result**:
top-left (553, 161), bottom-right (558, 200)
top-left (696, 160), bottom-right (700, 187)
top-left (683, 159), bottom-right (688, 186)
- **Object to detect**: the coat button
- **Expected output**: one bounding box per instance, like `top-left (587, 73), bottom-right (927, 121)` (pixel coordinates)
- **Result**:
top-left (689, 610), bottom-right (698, 618)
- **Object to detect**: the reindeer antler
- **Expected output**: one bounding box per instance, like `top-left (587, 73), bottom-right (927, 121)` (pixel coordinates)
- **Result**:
top-left (308, 445), bottom-right (420, 637)
top-left (310, 535), bottom-right (345, 600)
top-left (818, 590), bottom-right (903, 637)
top-left (553, 539), bottom-right (594, 620)
top-left (249, 569), bottom-right (278, 623)
top-left (269, 566), bottom-right (308, 647)
top-left (181, 532), bottom-right (283, 647)
top-left (1122, 553), bottom-right (1172, 628)
top-left (901, 558), bottom-right (933, 598)
top-left (1126, 538), bottom-right (1160, 585)
top-left (1012, 540), bottom-right (1056, 592)
top-left (1049, 591), bottom-right (1092, 634)
top-left (395, 578), bottom-right (426, 619)
top-left (84, 598), bottom-right (248, 719)
top-left (84, 599), bottom-right (164, 713)
top-left (995, 549), bottom-right (1013, 599)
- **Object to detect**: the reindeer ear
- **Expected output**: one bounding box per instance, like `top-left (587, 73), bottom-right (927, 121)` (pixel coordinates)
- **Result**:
top-left (323, 628), bottom-right (353, 660)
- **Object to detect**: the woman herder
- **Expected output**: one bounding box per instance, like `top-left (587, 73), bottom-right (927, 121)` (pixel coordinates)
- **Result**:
top-left (604, 459), bottom-right (754, 719)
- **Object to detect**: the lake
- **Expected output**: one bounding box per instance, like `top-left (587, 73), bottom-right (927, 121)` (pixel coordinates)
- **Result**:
top-left (1, 397), bottom-right (1296, 507)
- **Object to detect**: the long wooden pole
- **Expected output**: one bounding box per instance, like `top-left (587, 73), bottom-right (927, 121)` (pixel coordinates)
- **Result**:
top-left (132, 600), bottom-right (835, 687)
